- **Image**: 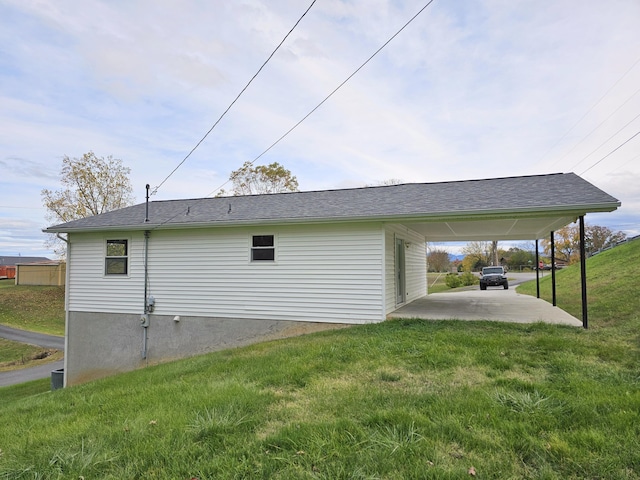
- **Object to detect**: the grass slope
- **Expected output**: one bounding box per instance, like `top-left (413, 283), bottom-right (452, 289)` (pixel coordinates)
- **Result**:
top-left (0, 338), bottom-right (62, 372)
top-left (0, 241), bottom-right (639, 479)
top-left (0, 279), bottom-right (65, 336)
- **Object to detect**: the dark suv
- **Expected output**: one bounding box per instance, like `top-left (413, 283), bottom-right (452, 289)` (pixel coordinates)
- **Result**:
top-left (479, 266), bottom-right (508, 290)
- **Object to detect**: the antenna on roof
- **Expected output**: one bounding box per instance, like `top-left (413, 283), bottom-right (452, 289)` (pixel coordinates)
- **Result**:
top-left (145, 184), bottom-right (150, 223)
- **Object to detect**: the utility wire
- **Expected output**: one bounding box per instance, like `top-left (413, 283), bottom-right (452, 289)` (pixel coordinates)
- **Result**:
top-left (152, 0), bottom-right (437, 229)
top-left (535, 53), bottom-right (640, 169)
top-left (579, 129), bottom-right (640, 175)
top-left (559, 86), bottom-right (640, 170)
top-left (606, 151), bottom-right (640, 175)
top-left (207, 0), bottom-right (436, 197)
top-left (570, 111), bottom-right (640, 170)
top-left (151, 0), bottom-right (317, 196)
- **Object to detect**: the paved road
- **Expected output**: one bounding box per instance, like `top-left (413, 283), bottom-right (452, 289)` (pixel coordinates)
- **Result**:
top-left (0, 325), bottom-right (64, 350)
top-left (0, 325), bottom-right (64, 388)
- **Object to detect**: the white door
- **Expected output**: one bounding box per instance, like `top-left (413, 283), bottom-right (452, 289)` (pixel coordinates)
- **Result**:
top-left (396, 238), bottom-right (406, 305)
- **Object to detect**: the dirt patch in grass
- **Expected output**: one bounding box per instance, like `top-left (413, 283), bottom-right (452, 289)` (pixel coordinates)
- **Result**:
top-left (0, 338), bottom-right (63, 372)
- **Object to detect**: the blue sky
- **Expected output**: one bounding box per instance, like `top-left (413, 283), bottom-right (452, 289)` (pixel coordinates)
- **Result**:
top-left (1, 0), bottom-right (639, 257)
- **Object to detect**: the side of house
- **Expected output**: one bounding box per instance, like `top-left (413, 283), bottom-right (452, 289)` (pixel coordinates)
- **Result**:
top-left (64, 221), bottom-right (426, 385)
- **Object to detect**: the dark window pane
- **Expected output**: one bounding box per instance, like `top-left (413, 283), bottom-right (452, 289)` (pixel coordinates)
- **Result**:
top-left (107, 240), bottom-right (128, 257)
top-left (252, 248), bottom-right (275, 261)
top-left (105, 258), bottom-right (128, 275)
top-left (252, 235), bottom-right (274, 247)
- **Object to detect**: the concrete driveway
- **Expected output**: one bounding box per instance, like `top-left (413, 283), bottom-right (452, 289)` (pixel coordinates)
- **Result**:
top-left (389, 278), bottom-right (582, 326)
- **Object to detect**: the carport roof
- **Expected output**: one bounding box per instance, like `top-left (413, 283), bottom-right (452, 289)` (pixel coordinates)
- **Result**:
top-left (45, 172), bottom-right (620, 241)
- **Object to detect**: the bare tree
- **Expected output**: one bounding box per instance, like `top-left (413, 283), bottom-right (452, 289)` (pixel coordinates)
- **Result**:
top-left (427, 248), bottom-right (450, 272)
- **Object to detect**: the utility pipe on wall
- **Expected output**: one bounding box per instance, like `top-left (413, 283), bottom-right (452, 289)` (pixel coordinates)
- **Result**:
top-left (57, 233), bottom-right (70, 387)
top-left (142, 229), bottom-right (150, 359)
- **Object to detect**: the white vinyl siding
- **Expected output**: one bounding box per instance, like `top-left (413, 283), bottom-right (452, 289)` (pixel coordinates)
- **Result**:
top-left (384, 224), bottom-right (427, 315)
top-left (68, 223), bottom-right (386, 324)
top-left (68, 232), bottom-right (145, 313)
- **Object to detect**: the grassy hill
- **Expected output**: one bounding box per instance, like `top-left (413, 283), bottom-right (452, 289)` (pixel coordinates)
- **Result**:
top-left (0, 280), bottom-right (65, 336)
top-left (1, 240), bottom-right (639, 479)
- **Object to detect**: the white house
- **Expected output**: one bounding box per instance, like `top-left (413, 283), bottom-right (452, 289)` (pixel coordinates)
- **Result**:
top-left (45, 173), bottom-right (620, 385)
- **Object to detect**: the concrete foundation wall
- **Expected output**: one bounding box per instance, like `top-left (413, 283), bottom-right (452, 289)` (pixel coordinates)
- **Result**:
top-left (65, 311), bottom-right (347, 385)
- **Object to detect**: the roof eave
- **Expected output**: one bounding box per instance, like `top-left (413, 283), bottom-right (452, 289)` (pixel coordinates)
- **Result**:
top-left (42, 200), bottom-right (620, 234)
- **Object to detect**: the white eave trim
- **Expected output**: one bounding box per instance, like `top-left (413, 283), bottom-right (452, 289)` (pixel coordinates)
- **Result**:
top-left (42, 200), bottom-right (620, 234)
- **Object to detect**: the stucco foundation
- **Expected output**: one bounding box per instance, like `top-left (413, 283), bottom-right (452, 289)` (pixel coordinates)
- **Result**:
top-left (65, 311), bottom-right (348, 385)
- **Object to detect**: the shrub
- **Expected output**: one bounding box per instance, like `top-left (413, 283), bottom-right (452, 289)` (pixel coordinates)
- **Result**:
top-left (460, 271), bottom-right (478, 286)
top-left (445, 273), bottom-right (462, 288)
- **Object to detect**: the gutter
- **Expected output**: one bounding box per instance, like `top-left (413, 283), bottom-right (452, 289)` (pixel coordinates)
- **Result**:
top-left (42, 200), bottom-right (622, 235)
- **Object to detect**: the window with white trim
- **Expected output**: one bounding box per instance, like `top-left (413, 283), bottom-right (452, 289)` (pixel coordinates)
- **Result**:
top-left (105, 239), bottom-right (128, 275)
top-left (251, 235), bottom-right (275, 262)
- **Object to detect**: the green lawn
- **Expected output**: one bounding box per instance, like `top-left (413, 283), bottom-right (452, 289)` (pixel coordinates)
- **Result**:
top-left (427, 272), bottom-right (455, 293)
top-left (0, 279), bottom-right (65, 335)
top-left (0, 240), bottom-right (638, 478)
top-left (0, 338), bottom-right (62, 372)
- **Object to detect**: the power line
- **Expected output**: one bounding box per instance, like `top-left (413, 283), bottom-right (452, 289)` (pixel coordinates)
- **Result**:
top-left (558, 86), bottom-right (640, 170)
top-left (579, 129), bottom-right (640, 175)
top-left (569, 111), bottom-right (640, 171)
top-left (607, 151), bottom-right (640, 175)
top-left (207, 0), bottom-right (437, 197)
top-left (151, 0), bottom-right (317, 196)
top-left (535, 53), bottom-right (640, 169)
top-left (151, 0), bottom-right (438, 229)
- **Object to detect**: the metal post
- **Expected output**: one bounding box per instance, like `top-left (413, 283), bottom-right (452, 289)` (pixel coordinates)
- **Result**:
top-left (550, 231), bottom-right (557, 306)
top-left (535, 239), bottom-right (540, 298)
top-left (145, 184), bottom-right (150, 223)
top-left (579, 216), bottom-right (588, 329)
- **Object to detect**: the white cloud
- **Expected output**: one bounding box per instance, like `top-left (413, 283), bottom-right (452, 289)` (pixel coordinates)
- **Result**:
top-left (1, 0), bottom-right (639, 258)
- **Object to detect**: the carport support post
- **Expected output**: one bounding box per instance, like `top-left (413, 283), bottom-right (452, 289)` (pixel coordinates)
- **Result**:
top-left (535, 239), bottom-right (540, 298)
top-left (579, 216), bottom-right (588, 329)
top-left (550, 231), bottom-right (557, 306)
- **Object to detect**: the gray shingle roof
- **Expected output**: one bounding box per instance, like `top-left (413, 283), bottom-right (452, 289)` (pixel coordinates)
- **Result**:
top-left (44, 173), bottom-right (620, 233)
top-left (0, 256), bottom-right (51, 266)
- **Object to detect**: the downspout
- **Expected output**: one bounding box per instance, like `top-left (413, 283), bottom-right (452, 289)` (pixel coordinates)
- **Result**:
top-left (57, 233), bottom-right (70, 388)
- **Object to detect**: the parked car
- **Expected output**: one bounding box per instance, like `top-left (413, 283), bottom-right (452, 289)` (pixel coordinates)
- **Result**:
top-left (479, 266), bottom-right (508, 290)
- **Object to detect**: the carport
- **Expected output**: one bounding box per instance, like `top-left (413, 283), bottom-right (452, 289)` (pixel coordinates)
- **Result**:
top-left (389, 173), bottom-right (621, 327)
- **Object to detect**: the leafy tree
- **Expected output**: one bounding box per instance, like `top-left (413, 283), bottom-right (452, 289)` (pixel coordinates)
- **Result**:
top-left (585, 225), bottom-right (626, 254)
top-left (503, 247), bottom-right (536, 270)
top-left (427, 248), bottom-right (450, 272)
top-left (541, 223), bottom-right (626, 264)
top-left (461, 241), bottom-right (493, 271)
top-left (542, 224), bottom-right (580, 264)
top-left (217, 161), bottom-right (299, 196)
top-left (42, 152), bottom-right (135, 256)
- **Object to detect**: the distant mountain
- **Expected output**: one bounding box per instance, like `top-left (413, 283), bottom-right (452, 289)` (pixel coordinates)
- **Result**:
top-left (449, 254), bottom-right (464, 262)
